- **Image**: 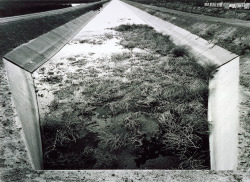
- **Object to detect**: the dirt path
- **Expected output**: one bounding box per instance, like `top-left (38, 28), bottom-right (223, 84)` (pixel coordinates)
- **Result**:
top-left (131, 2), bottom-right (250, 28)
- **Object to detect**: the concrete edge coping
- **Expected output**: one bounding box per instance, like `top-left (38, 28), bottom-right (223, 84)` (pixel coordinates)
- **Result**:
top-left (123, 1), bottom-right (239, 67)
top-left (3, 1), bottom-right (109, 73)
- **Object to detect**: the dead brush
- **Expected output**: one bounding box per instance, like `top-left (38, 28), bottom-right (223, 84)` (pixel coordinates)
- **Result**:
top-left (106, 99), bottom-right (130, 115)
top-left (134, 52), bottom-right (157, 61)
top-left (98, 131), bottom-right (129, 152)
top-left (111, 52), bottom-right (132, 63)
top-left (129, 134), bottom-right (144, 147)
top-left (178, 152), bottom-right (208, 170)
top-left (104, 33), bottom-right (114, 39)
top-left (115, 24), bottom-right (174, 55)
top-left (124, 112), bottom-right (142, 131)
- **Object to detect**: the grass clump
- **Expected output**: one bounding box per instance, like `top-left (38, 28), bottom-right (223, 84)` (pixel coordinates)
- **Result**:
top-left (115, 24), bottom-right (175, 56)
top-left (111, 52), bottom-right (132, 63)
top-left (41, 75), bottom-right (63, 84)
top-left (172, 47), bottom-right (189, 57)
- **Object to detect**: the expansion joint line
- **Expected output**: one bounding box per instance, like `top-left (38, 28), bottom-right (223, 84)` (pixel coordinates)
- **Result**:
top-left (216, 55), bottom-right (240, 69)
top-left (175, 32), bottom-right (192, 44)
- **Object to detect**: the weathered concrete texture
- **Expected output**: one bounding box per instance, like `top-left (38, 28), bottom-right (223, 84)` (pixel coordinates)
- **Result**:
top-left (3, 2), bottom-right (108, 73)
top-left (122, 1), bottom-right (238, 67)
top-left (209, 57), bottom-right (240, 170)
top-left (2, 1), bottom-right (109, 170)
top-left (122, 0), bottom-right (240, 170)
top-left (0, 1), bottom-right (108, 25)
top-left (3, 59), bottom-right (43, 170)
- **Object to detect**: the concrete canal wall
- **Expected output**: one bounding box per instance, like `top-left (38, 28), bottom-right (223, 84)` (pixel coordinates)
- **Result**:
top-left (3, 0), bottom-right (239, 170)
top-left (122, 1), bottom-right (240, 170)
top-left (3, 0), bottom-right (109, 169)
top-left (3, 59), bottom-right (43, 169)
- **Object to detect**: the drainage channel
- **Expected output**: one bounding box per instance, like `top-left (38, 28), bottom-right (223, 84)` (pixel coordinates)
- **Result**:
top-left (3, 0), bottom-right (239, 170)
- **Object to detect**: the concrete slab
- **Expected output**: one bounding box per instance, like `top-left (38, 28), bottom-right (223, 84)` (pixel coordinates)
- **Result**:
top-left (4, 46), bottom-right (47, 72)
top-left (209, 57), bottom-right (239, 170)
top-left (26, 37), bottom-right (62, 59)
top-left (176, 34), bottom-right (214, 54)
top-left (4, 59), bottom-right (43, 170)
top-left (51, 26), bottom-right (75, 41)
top-left (40, 31), bottom-right (67, 46)
top-left (200, 45), bottom-right (238, 66)
top-left (3, 1), bottom-right (108, 73)
top-left (66, 19), bottom-right (82, 29)
top-left (172, 26), bottom-right (190, 37)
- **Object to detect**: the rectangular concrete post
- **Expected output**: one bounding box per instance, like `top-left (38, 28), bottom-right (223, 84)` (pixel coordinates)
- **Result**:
top-left (208, 57), bottom-right (239, 170)
top-left (4, 59), bottom-right (43, 170)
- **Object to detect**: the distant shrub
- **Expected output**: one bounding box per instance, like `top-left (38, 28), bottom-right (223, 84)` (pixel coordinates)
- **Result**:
top-left (79, 39), bottom-right (88, 44)
top-left (120, 40), bottom-right (137, 49)
top-left (41, 75), bottom-right (63, 84)
top-left (104, 33), bottom-right (114, 39)
top-left (115, 24), bottom-right (174, 55)
top-left (172, 47), bottom-right (188, 57)
top-left (111, 52), bottom-right (132, 62)
top-left (114, 24), bottom-right (153, 32)
top-left (93, 151), bottom-right (118, 169)
top-left (241, 45), bottom-right (250, 55)
top-left (114, 24), bottom-right (133, 31)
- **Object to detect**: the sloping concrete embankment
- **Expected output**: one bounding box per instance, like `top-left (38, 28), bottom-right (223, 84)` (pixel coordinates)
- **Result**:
top-left (122, 1), bottom-right (239, 170)
top-left (3, 0), bottom-right (109, 170)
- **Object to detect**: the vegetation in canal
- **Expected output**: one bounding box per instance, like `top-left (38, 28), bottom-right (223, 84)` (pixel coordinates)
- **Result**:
top-left (40, 24), bottom-right (216, 169)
